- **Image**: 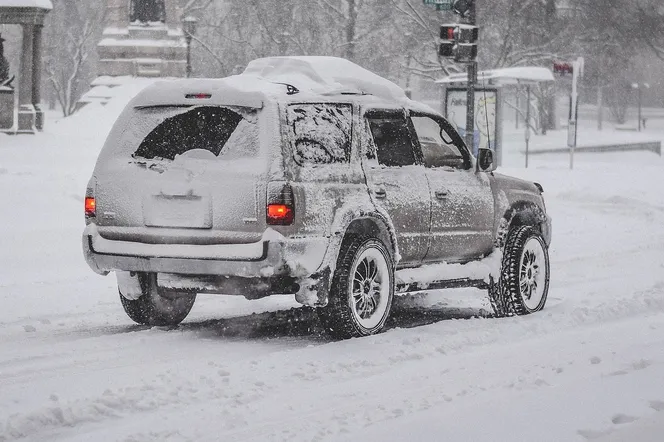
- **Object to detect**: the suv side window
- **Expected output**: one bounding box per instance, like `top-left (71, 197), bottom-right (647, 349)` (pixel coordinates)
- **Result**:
top-left (411, 115), bottom-right (469, 170)
top-left (365, 112), bottom-right (417, 167)
top-left (287, 103), bottom-right (352, 166)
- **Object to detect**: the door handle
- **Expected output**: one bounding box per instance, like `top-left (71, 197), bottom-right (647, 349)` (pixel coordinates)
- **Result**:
top-left (374, 188), bottom-right (387, 199)
top-left (435, 189), bottom-right (449, 199)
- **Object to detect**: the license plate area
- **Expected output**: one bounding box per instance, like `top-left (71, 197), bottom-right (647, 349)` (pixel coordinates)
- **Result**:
top-left (143, 194), bottom-right (212, 229)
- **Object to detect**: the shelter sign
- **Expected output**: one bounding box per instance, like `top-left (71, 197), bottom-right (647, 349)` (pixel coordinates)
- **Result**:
top-left (445, 88), bottom-right (499, 158)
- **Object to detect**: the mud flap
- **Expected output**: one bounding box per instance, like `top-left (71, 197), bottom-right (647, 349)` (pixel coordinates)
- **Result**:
top-left (295, 267), bottom-right (331, 307)
top-left (117, 271), bottom-right (143, 300)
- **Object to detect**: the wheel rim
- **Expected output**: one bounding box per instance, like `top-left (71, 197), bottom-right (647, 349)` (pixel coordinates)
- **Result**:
top-left (519, 237), bottom-right (547, 311)
top-left (349, 246), bottom-right (391, 330)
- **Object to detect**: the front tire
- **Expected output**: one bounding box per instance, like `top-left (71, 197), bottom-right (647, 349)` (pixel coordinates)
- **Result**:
top-left (489, 226), bottom-right (550, 317)
top-left (318, 235), bottom-right (395, 339)
top-left (119, 273), bottom-right (196, 326)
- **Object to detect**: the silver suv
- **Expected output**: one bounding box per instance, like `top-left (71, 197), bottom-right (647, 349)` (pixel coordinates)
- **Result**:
top-left (83, 57), bottom-right (552, 338)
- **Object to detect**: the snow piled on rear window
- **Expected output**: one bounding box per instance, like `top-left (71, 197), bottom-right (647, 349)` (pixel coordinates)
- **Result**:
top-left (109, 105), bottom-right (259, 162)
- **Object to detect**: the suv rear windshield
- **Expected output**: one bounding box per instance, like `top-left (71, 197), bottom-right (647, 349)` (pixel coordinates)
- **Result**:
top-left (115, 105), bottom-right (259, 161)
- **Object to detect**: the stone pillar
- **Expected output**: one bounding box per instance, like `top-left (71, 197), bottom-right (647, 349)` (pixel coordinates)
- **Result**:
top-left (32, 24), bottom-right (44, 131)
top-left (106, 0), bottom-right (130, 29)
top-left (18, 24), bottom-right (35, 134)
top-left (0, 88), bottom-right (14, 130)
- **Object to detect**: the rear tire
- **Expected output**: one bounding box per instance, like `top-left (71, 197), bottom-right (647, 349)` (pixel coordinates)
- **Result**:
top-left (317, 234), bottom-right (395, 339)
top-left (488, 226), bottom-right (550, 318)
top-left (119, 273), bottom-right (196, 326)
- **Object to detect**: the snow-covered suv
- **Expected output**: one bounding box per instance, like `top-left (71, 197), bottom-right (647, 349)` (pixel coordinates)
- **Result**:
top-left (83, 56), bottom-right (552, 338)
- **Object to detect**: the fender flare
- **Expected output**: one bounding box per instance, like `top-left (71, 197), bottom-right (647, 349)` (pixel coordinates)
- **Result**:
top-left (496, 201), bottom-right (547, 248)
top-left (306, 206), bottom-right (399, 306)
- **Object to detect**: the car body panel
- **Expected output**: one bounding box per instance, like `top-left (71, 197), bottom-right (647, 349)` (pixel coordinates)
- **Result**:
top-left (424, 168), bottom-right (495, 262)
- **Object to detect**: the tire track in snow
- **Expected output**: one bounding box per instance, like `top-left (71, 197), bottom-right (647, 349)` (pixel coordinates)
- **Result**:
top-left (3, 282), bottom-right (664, 441)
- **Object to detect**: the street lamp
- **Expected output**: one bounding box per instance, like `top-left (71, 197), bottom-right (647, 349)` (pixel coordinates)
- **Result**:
top-left (183, 16), bottom-right (198, 78)
top-left (631, 82), bottom-right (651, 131)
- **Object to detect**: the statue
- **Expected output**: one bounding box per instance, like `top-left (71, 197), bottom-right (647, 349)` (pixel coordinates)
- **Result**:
top-left (130, 0), bottom-right (166, 24)
top-left (0, 34), bottom-right (12, 87)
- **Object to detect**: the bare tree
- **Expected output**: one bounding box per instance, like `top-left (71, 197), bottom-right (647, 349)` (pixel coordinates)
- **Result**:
top-left (42, 0), bottom-right (104, 117)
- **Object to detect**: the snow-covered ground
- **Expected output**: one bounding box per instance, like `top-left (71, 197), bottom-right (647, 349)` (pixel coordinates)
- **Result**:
top-left (1, 87), bottom-right (664, 441)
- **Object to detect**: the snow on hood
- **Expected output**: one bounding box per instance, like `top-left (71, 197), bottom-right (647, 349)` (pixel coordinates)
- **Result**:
top-left (243, 56), bottom-right (409, 102)
top-left (0, 0), bottom-right (52, 9)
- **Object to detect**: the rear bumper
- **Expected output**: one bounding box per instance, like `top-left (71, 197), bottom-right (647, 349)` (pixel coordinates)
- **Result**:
top-left (82, 223), bottom-right (328, 280)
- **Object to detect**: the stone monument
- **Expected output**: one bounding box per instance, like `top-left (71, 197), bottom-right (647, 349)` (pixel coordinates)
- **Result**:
top-left (0, 33), bottom-right (9, 83)
top-left (97, 0), bottom-right (187, 78)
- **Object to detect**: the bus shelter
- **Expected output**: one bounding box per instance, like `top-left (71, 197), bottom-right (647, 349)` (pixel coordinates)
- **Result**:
top-left (436, 67), bottom-right (554, 166)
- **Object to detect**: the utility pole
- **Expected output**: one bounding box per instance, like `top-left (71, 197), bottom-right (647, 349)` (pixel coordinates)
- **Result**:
top-left (464, 1), bottom-right (477, 152)
top-left (436, 1), bottom-right (479, 150)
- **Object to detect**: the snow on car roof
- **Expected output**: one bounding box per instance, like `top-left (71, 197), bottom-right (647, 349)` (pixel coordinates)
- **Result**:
top-left (127, 77), bottom-right (274, 109)
top-left (128, 56), bottom-right (438, 114)
top-left (0, 0), bottom-right (52, 8)
top-left (243, 56), bottom-right (409, 102)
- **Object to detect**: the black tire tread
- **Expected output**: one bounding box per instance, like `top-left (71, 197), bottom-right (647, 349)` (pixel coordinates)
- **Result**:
top-left (489, 225), bottom-right (549, 317)
top-left (317, 234), bottom-right (394, 339)
top-left (119, 273), bottom-right (196, 326)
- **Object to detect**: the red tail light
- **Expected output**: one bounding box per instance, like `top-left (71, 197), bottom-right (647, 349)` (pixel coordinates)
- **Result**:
top-left (85, 197), bottom-right (96, 218)
top-left (267, 183), bottom-right (294, 225)
top-left (267, 204), bottom-right (293, 224)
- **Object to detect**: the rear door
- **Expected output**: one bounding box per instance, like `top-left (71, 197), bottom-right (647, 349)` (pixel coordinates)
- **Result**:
top-left (362, 109), bottom-right (431, 266)
top-left (94, 105), bottom-right (270, 246)
top-left (410, 112), bottom-right (494, 262)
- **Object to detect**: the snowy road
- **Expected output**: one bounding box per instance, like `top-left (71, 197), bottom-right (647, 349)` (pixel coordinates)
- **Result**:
top-left (2, 103), bottom-right (664, 441)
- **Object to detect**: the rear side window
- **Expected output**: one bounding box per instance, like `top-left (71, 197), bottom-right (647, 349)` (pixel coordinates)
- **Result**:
top-left (365, 114), bottom-right (416, 167)
top-left (287, 103), bottom-right (352, 166)
top-left (130, 106), bottom-right (258, 161)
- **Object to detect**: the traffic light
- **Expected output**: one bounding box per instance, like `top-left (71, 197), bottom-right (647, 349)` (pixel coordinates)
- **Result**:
top-left (439, 24), bottom-right (479, 63)
top-left (452, 0), bottom-right (474, 17)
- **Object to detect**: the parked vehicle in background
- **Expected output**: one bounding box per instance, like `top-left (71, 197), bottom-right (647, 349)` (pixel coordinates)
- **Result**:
top-left (82, 56), bottom-right (552, 338)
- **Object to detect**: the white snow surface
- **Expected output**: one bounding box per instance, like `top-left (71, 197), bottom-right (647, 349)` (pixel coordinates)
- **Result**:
top-left (2, 80), bottom-right (664, 441)
top-left (437, 66), bottom-right (555, 85)
top-left (0, 0), bottom-right (51, 8)
top-left (244, 56), bottom-right (409, 102)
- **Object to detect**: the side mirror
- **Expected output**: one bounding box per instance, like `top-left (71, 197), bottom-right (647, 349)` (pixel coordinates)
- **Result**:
top-left (477, 148), bottom-right (496, 173)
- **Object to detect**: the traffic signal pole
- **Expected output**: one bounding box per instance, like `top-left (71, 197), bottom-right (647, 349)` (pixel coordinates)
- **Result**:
top-left (464, 2), bottom-right (477, 151)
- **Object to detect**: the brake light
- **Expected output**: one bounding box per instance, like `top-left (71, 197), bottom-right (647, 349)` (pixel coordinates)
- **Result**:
top-left (185, 93), bottom-right (212, 99)
top-left (267, 183), bottom-right (294, 225)
top-left (267, 204), bottom-right (293, 224)
top-left (85, 197), bottom-right (96, 218)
